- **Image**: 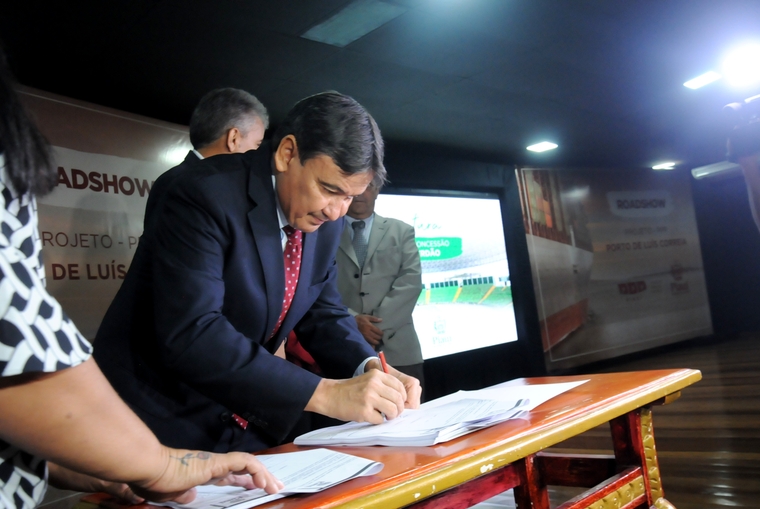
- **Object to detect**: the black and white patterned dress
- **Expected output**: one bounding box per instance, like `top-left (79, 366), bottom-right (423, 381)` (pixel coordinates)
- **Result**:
top-left (0, 155), bottom-right (93, 509)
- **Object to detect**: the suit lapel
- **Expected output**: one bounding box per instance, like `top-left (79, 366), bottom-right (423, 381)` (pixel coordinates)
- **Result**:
top-left (245, 149), bottom-right (284, 339)
top-left (339, 221), bottom-right (359, 267)
top-left (365, 214), bottom-right (388, 266)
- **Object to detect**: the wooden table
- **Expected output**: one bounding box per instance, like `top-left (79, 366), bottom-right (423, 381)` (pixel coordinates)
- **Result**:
top-left (82, 369), bottom-right (701, 509)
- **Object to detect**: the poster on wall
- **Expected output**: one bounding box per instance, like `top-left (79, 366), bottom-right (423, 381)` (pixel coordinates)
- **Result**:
top-left (21, 87), bottom-right (191, 339)
top-left (39, 148), bottom-right (171, 338)
top-left (516, 167), bottom-right (713, 371)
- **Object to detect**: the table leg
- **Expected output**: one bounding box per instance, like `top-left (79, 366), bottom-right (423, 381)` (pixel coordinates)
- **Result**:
top-left (610, 406), bottom-right (676, 509)
top-left (513, 454), bottom-right (550, 509)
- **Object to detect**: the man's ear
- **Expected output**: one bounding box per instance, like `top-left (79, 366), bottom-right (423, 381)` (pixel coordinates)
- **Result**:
top-left (225, 128), bottom-right (241, 152)
top-left (273, 135), bottom-right (298, 173)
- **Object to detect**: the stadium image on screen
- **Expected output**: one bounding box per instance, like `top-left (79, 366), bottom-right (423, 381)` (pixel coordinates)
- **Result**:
top-left (374, 193), bottom-right (518, 360)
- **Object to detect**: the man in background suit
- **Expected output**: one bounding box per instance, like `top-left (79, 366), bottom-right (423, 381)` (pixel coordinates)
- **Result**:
top-left (144, 88), bottom-right (268, 224)
top-left (336, 181), bottom-right (425, 399)
top-left (188, 87), bottom-right (268, 157)
top-left (94, 92), bottom-right (420, 454)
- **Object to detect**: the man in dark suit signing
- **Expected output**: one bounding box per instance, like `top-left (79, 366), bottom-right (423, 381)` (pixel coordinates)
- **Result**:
top-left (94, 91), bottom-right (421, 453)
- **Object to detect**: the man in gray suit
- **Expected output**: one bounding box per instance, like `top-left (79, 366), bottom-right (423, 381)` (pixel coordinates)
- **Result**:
top-left (336, 181), bottom-right (425, 398)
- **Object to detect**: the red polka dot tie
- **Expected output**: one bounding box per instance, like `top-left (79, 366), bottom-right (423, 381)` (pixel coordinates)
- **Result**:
top-left (232, 228), bottom-right (303, 431)
top-left (271, 225), bottom-right (303, 338)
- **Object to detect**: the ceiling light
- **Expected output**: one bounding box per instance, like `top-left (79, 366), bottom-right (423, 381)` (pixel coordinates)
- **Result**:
top-left (561, 187), bottom-right (590, 201)
top-left (301, 0), bottom-right (407, 47)
top-left (683, 71), bottom-right (722, 89)
top-left (691, 161), bottom-right (742, 179)
top-left (652, 162), bottom-right (676, 170)
top-left (723, 42), bottom-right (760, 88)
top-left (526, 142), bottom-right (558, 152)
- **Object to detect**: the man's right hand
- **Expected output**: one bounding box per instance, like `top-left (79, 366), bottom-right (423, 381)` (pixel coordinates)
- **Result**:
top-left (305, 370), bottom-right (407, 424)
top-left (355, 314), bottom-right (384, 347)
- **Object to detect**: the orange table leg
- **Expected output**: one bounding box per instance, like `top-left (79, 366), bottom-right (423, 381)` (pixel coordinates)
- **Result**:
top-left (610, 407), bottom-right (675, 508)
top-left (514, 454), bottom-right (550, 509)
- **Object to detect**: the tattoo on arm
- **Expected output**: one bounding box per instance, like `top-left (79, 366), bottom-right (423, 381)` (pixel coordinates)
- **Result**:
top-left (171, 452), bottom-right (211, 466)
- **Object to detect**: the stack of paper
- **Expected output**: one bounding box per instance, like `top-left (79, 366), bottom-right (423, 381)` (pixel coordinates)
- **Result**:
top-left (294, 380), bottom-right (587, 447)
top-left (153, 448), bottom-right (383, 509)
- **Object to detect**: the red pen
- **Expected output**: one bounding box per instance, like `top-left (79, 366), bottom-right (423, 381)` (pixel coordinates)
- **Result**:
top-left (378, 351), bottom-right (389, 374)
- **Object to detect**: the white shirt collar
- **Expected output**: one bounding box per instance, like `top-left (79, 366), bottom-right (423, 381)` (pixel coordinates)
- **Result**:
top-left (271, 175), bottom-right (288, 230)
top-left (192, 149), bottom-right (204, 160)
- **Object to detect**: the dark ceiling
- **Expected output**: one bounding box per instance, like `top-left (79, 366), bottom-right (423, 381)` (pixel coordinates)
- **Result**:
top-left (3, 0), bottom-right (760, 169)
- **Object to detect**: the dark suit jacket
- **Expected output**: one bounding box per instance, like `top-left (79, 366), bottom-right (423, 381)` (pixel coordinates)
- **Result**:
top-left (142, 150), bottom-right (200, 230)
top-left (94, 144), bottom-right (375, 452)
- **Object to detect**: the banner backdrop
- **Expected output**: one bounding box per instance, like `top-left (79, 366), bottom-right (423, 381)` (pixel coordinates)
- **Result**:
top-left (516, 167), bottom-right (713, 370)
top-left (20, 87), bottom-right (191, 339)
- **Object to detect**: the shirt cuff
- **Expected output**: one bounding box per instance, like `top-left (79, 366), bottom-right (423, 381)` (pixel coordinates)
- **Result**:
top-left (354, 356), bottom-right (378, 377)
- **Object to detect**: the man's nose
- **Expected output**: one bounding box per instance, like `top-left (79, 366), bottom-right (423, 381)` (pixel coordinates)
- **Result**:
top-left (324, 198), bottom-right (349, 221)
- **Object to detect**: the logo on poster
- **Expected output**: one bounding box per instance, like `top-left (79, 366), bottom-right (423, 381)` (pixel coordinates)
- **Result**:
top-left (670, 262), bottom-right (690, 294)
top-left (670, 262), bottom-right (684, 281)
top-left (412, 215), bottom-right (443, 232)
top-left (618, 281), bottom-right (647, 295)
top-left (56, 167), bottom-right (154, 197)
top-left (415, 237), bottom-right (463, 260)
top-left (432, 316), bottom-right (452, 345)
top-left (607, 190), bottom-right (673, 218)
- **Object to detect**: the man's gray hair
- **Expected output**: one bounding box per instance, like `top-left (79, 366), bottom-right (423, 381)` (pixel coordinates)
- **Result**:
top-left (189, 88), bottom-right (269, 150)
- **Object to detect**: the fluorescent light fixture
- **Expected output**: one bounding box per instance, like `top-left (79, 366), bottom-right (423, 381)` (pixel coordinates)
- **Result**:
top-left (652, 162), bottom-right (676, 170)
top-left (683, 71), bottom-right (722, 89)
top-left (302, 0), bottom-right (407, 47)
top-left (723, 42), bottom-right (760, 88)
top-left (691, 160), bottom-right (742, 180)
top-left (562, 186), bottom-right (590, 201)
top-left (527, 141), bottom-right (558, 152)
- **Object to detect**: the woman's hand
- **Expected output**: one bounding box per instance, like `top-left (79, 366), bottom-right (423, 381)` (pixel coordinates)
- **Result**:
top-left (129, 449), bottom-right (283, 504)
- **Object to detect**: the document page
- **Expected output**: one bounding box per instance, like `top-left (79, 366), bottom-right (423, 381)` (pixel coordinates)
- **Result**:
top-left (151, 448), bottom-right (383, 509)
top-left (295, 380), bottom-right (588, 447)
top-left (294, 398), bottom-right (527, 446)
top-left (424, 380), bottom-right (588, 411)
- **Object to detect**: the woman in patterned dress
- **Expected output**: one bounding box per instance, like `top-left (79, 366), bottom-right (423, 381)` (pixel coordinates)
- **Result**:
top-left (0, 48), bottom-right (283, 509)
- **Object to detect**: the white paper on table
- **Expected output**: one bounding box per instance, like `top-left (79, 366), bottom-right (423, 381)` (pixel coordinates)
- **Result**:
top-left (150, 448), bottom-right (383, 509)
top-left (294, 399), bottom-right (527, 446)
top-left (294, 380), bottom-right (588, 447)
top-left (350, 398), bottom-right (525, 435)
top-left (424, 380), bottom-right (589, 413)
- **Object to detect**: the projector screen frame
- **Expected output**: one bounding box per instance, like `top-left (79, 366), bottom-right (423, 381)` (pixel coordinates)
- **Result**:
top-left (374, 187), bottom-right (516, 360)
top-left (377, 175), bottom-right (547, 397)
